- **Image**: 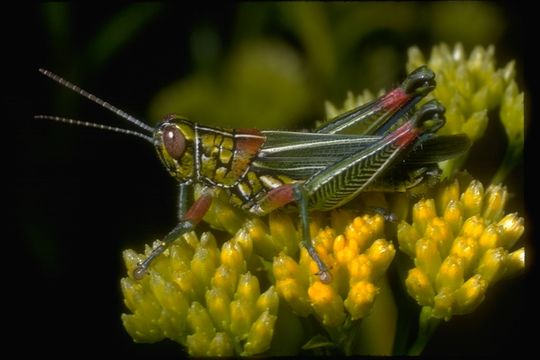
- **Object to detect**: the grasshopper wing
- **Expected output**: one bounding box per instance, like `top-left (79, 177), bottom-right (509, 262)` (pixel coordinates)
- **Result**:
top-left (402, 134), bottom-right (471, 165)
top-left (254, 131), bottom-right (380, 179)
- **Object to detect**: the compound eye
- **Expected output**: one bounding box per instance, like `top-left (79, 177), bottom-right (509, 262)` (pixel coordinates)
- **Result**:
top-left (162, 125), bottom-right (186, 159)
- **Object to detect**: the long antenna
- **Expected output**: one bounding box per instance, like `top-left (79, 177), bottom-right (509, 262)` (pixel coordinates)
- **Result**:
top-left (38, 68), bottom-right (154, 133)
top-left (34, 115), bottom-right (154, 143)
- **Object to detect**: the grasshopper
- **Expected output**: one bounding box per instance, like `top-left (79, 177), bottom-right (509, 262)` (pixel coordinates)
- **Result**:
top-left (36, 66), bottom-right (470, 283)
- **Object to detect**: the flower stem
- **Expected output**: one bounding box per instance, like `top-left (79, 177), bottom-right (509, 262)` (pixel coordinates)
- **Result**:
top-left (407, 307), bottom-right (441, 355)
top-left (491, 144), bottom-right (522, 185)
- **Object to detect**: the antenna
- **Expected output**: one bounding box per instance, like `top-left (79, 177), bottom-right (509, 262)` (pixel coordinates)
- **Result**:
top-left (34, 115), bottom-right (154, 143)
top-left (38, 68), bottom-right (154, 133)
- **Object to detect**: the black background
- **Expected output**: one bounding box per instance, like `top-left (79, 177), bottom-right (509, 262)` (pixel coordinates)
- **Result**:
top-left (9, 3), bottom-right (535, 357)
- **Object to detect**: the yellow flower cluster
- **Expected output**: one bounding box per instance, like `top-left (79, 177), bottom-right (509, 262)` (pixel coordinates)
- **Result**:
top-left (398, 176), bottom-right (525, 320)
top-left (273, 211), bottom-right (395, 327)
top-left (407, 43), bottom-right (517, 138)
top-left (121, 230), bottom-right (278, 356)
top-left (407, 43), bottom-right (524, 180)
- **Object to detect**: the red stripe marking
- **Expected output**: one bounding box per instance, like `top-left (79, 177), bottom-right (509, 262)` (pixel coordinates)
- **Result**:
top-left (380, 88), bottom-right (410, 110)
top-left (266, 184), bottom-right (295, 208)
top-left (229, 129), bottom-right (266, 177)
top-left (184, 193), bottom-right (213, 224)
top-left (387, 121), bottom-right (420, 148)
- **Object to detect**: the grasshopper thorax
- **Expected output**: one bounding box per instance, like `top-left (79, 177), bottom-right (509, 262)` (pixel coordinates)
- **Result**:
top-left (154, 116), bottom-right (197, 184)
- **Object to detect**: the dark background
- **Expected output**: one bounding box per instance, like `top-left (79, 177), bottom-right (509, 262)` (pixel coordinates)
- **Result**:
top-left (9, 3), bottom-right (533, 357)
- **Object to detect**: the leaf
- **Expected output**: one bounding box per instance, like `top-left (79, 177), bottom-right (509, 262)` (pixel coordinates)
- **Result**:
top-left (302, 335), bottom-right (336, 350)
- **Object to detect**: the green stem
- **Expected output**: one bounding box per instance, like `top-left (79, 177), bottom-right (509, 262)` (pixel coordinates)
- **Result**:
top-left (351, 275), bottom-right (397, 355)
top-left (491, 144), bottom-right (522, 185)
top-left (407, 307), bottom-right (441, 355)
top-left (321, 317), bottom-right (362, 355)
top-left (391, 253), bottom-right (417, 355)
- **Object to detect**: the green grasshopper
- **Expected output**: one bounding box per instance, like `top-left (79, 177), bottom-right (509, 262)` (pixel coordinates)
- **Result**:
top-left (36, 66), bottom-right (470, 283)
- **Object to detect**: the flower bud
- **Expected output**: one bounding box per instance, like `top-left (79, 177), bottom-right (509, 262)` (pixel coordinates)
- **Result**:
top-left (187, 302), bottom-right (215, 338)
top-left (478, 224), bottom-right (502, 252)
top-left (364, 213), bottom-right (385, 237)
top-left (460, 215), bottom-right (485, 239)
top-left (443, 200), bottom-right (464, 236)
top-left (345, 217), bottom-right (371, 253)
top-left (122, 312), bottom-right (164, 343)
top-left (366, 239), bottom-right (395, 278)
top-left (269, 211), bottom-right (299, 256)
top-left (123, 249), bottom-right (144, 276)
top-left (212, 264), bottom-right (239, 298)
top-left (256, 286), bottom-right (279, 316)
top-left (243, 311), bottom-right (277, 355)
top-left (229, 299), bottom-right (256, 339)
top-left (344, 281), bottom-right (379, 320)
top-left (174, 270), bottom-right (198, 301)
top-left (191, 236), bottom-right (219, 288)
top-left (415, 238), bottom-right (442, 283)
top-left (397, 221), bottom-right (420, 257)
top-left (413, 199), bottom-right (437, 235)
top-left (169, 241), bottom-right (194, 273)
top-left (236, 272), bottom-right (261, 304)
top-left (470, 89), bottom-right (489, 114)
top-left (220, 241), bottom-right (246, 273)
top-left (482, 184), bottom-right (508, 222)
top-left (425, 217), bottom-right (454, 259)
top-left (121, 277), bottom-right (145, 314)
top-left (500, 81), bottom-right (524, 142)
top-left (348, 254), bottom-right (373, 282)
top-left (454, 274), bottom-right (487, 315)
top-left (197, 186), bottom-right (244, 235)
top-left (461, 180), bottom-right (484, 218)
top-left (208, 332), bottom-right (234, 356)
top-left (436, 255), bottom-right (464, 292)
top-left (149, 270), bottom-right (188, 313)
top-left (273, 253), bottom-right (305, 283)
top-left (437, 179), bottom-right (460, 214)
top-left (232, 227), bottom-right (253, 260)
top-left (246, 218), bottom-right (275, 260)
top-left (498, 213), bottom-right (524, 249)
top-left (275, 278), bottom-right (311, 317)
top-left (405, 268), bottom-right (435, 306)
top-left (334, 234), bottom-right (355, 265)
top-left (486, 72), bottom-right (505, 109)
top-left (449, 236), bottom-right (479, 275)
top-left (432, 287), bottom-right (455, 320)
top-left (308, 281), bottom-right (346, 327)
top-left (205, 287), bottom-right (231, 332)
top-left (186, 332), bottom-right (211, 356)
top-left (506, 247), bottom-right (525, 277)
top-left (476, 248), bottom-right (507, 284)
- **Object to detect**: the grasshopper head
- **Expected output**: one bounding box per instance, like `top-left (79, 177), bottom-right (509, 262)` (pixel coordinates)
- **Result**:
top-left (154, 116), bottom-right (196, 184)
top-left (402, 66), bottom-right (436, 96)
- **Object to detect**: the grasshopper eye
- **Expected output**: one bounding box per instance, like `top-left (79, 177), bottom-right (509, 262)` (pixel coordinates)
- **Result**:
top-left (163, 125), bottom-right (186, 159)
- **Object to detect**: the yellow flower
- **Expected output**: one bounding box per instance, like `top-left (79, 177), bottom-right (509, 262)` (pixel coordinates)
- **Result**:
top-left (398, 175), bottom-right (525, 320)
top-left (121, 230), bottom-right (278, 356)
top-left (273, 211), bottom-right (395, 326)
top-left (407, 43), bottom-right (524, 181)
